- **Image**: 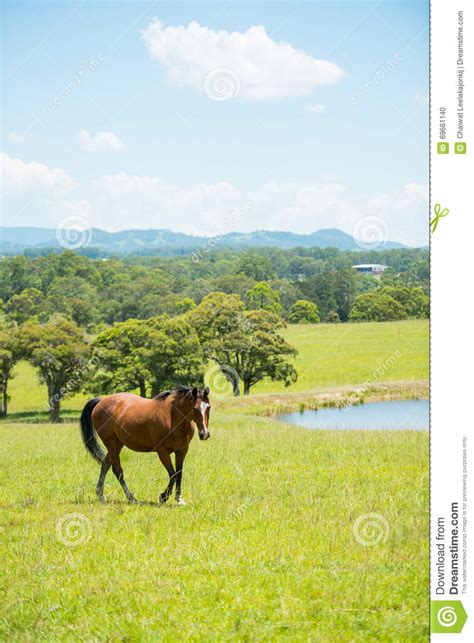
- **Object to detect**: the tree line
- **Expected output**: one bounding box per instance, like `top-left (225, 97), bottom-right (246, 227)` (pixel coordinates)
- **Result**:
top-left (0, 247), bottom-right (428, 326)
top-left (0, 247), bottom-right (429, 421)
top-left (0, 292), bottom-right (298, 421)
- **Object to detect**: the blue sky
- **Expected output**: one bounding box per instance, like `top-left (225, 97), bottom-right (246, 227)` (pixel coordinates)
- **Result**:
top-left (1, 0), bottom-right (429, 245)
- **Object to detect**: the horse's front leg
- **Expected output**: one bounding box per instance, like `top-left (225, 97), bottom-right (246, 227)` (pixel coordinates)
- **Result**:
top-left (175, 448), bottom-right (188, 506)
top-left (156, 447), bottom-right (176, 504)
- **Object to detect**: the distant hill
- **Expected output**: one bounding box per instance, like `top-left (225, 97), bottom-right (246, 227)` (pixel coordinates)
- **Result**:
top-left (0, 226), bottom-right (406, 255)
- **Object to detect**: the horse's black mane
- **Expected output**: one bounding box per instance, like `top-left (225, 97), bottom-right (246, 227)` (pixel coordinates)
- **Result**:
top-left (154, 386), bottom-right (193, 401)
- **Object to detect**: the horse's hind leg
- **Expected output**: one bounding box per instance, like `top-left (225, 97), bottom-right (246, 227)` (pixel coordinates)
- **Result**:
top-left (108, 439), bottom-right (138, 504)
top-left (96, 454), bottom-right (111, 502)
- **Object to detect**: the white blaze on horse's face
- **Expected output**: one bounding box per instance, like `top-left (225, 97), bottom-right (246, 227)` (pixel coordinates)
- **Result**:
top-left (196, 400), bottom-right (210, 440)
top-left (200, 401), bottom-right (210, 430)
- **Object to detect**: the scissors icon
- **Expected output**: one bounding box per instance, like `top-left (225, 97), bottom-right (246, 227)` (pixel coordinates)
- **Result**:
top-left (430, 203), bottom-right (449, 233)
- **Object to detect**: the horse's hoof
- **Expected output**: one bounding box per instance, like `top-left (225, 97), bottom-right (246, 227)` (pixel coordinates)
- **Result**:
top-left (176, 497), bottom-right (187, 506)
top-left (97, 495), bottom-right (105, 504)
top-left (159, 493), bottom-right (168, 504)
top-left (128, 497), bottom-right (139, 505)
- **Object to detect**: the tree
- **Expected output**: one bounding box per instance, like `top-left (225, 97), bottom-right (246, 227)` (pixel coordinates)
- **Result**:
top-left (210, 274), bottom-right (256, 299)
top-left (380, 285), bottom-right (429, 318)
top-left (187, 291), bottom-right (245, 345)
top-left (21, 316), bottom-right (91, 422)
top-left (100, 270), bottom-right (171, 323)
top-left (0, 256), bottom-right (42, 302)
top-left (349, 292), bottom-right (408, 322)
top-left (174, 297), bottom-right (196, 315)
top-left (332, 269), bottom-right (357, 322)
top-left (0, 323), bottom-right (23, 416)
top-left (92, 316), bottom-right (203, 398)
top-left (299, 273), bottom-right (337, 321)
top-left (145, 316), bottom-right (204, 395)
top-left (5, 288), bottom-right (45, 324)
top-left (239, 310), bottom-right (297, 395)
top-left (288, 300), bottom-right (320, 324)
top-left (270, 279), bottom-right (303, 312)
top-left (182, 278), bottom-right (216, 304)
top-left (246, 282), bottom-right (283, 314)
top-left (188, 293), bottom-right (297, 395)
top-left (45, 276), bottom-right (99, 326)
top-left (236, 253), bottom-right (275, 281)
top-left (326, 311), bottom-right (341, 323)
top-left (286, 256), bottom-right (324, 280)
top-left (140, 294), bottom-right (196, 318)
top-left (92, 318), bottom-right (153, 397)
top-left (299, 269), bottom-right (357, 322)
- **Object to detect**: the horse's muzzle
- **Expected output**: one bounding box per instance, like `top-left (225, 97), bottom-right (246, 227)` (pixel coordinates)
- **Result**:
top-left (199, 430), bottom-right (210, 441)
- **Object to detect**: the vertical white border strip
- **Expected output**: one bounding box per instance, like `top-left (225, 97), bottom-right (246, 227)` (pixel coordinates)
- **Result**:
top-left (431, 0), bottom-right (474, 638)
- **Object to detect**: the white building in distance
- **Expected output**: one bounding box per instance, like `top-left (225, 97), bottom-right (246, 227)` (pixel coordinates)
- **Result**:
top-left (352, 264), bottom-right (387, 277)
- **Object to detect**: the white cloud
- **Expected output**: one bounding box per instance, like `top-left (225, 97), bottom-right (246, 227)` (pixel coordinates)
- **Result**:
top-left (307, 103), bottom-right (326, 113)
top-left (81, 173), bottom-right (350, 237)
top-left (363, 183), bottom-right (429, 245)
top-left (415, 93), bottom-right (429, 105)
top-left (87, 173), bottom-right (427, 245)
top-left (89, 173), bottom-right (242, 232)
top-left (0, 152), bottom-right (77, 197)
top-left (8, 131), bottom-right (28, 143)
top-left (1, 154), bottom-right (428, 246)
top-left (79, 129), bottom-right (124, 152)
top-left (142, 20), bottom-right (345, 100)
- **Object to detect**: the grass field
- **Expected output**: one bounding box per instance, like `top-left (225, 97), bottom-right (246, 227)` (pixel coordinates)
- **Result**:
top-left (256, 319), bottom-right (428, 393)
top-left (1, 319), bottom-right (429, 638)
top-left (0, 414), bottom-right (428, 640)
top-left (6, 320), bottom-right (428, 416)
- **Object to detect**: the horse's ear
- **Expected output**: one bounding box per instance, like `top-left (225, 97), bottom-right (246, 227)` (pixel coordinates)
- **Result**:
top-left (204, 386), bottom-right (210, 396)
top-left (192, 387), bottom-right (198, 398)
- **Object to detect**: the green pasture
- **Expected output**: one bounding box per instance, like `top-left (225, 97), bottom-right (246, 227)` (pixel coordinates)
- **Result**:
top-left (256, 319), bottom-right (428, 393)
top-left (1, 318), bottom-right (429, 638)
top-left (6, 320), bottom-right (428, 416)
top-left (1, 413), bottom-right (428, 640)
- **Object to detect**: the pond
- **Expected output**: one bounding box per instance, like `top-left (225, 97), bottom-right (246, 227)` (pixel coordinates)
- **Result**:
top-left (277, 399), bottom-right (429, 431)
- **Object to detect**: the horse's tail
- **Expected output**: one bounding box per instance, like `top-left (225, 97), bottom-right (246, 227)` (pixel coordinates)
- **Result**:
top-left (80, 397), bottom-right (104, 464)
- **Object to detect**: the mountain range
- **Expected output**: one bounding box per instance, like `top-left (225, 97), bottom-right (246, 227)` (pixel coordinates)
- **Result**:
top-left (0, 226), bottom-right (406, 256)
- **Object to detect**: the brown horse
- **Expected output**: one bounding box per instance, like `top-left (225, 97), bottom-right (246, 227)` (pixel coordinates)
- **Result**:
top-left (80, 386), bottom-right (211, 505)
